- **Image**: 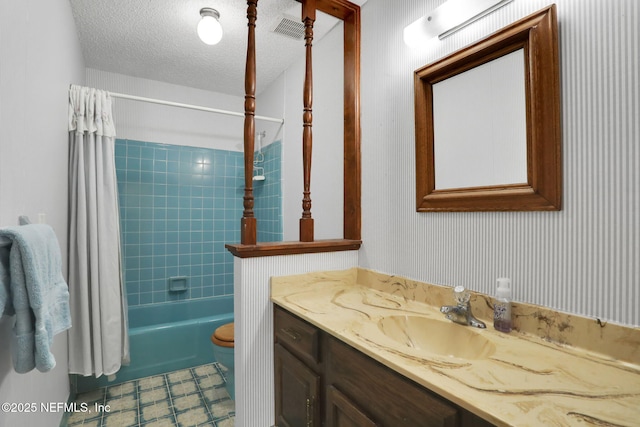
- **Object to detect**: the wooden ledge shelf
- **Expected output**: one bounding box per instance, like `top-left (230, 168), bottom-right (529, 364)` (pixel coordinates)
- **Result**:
top-left (225, 239), bottom-right (362, 258)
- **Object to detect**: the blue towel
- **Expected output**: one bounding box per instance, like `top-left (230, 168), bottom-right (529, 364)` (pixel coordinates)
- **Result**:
top-left (0, 224), bottom-right (71, 373)
top-left (0, 244), bottom-right (12, 316)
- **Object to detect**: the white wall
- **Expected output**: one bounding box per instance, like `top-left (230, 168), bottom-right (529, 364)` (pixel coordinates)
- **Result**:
top-left (0, 0), bottom-right (85, 426)
top-left (280, 22), bottom-right (345, 241)
top-left (256, 69), bottom-right (286, 148)
top-left (359, 0), bottom-right (640, 327)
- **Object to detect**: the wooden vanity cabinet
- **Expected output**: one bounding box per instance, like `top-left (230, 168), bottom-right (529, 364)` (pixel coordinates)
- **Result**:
top-left (326, 335), bottom-right (457, 426)
top-left (274, 343), bottom-right (321, 427)
top-left (326, 385), bottom-right (378, 427)
top-left (274, 305), bottom-right (495, 427)
top-left (274, 307), bottom-right (322, 427)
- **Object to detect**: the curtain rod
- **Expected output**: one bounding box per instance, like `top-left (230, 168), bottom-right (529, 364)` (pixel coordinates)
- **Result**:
top-left (109, 91), bottom-right (284, 124)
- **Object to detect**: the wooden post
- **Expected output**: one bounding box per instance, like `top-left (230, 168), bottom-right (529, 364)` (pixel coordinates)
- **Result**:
top-left (300, 0), bottom-right (316, 242)
top-left (343, 2), bottom-right (361, 241)
top-left (241, 0), bottom-right (258, 245)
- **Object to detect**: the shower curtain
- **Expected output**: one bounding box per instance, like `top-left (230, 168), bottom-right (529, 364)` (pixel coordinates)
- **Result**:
top-left (67, 85), bottom-right (129, 377)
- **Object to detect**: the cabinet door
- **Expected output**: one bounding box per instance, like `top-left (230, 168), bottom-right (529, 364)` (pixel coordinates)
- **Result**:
top-left (327, 385), bottom-right (379, 427)
top-left (275, 343), bottom-right (321, 427)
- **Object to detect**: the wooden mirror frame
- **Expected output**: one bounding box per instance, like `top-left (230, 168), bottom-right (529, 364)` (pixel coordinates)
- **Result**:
top-left (414, 5), bottom-right (561, 212)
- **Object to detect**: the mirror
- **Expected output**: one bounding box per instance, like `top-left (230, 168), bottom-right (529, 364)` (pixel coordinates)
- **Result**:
top-left (433, 49), bottom-right (527, 190)
top-left (414, 5), bottom-right (561, 211)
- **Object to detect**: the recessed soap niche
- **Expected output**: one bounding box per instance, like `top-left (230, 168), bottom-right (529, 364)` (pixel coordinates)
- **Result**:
top-left (168, 276), bottom-right (188, 292)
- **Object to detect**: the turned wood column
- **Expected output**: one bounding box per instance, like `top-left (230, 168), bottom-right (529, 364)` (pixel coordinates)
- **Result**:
top-left (300, 0), bottom-right (316, 242)
top-left (241, 0), bottom-right (258, 245)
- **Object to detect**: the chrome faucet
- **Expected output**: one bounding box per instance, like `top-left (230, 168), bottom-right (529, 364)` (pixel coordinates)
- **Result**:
top-left (440, 286), bottom-right (486, 328)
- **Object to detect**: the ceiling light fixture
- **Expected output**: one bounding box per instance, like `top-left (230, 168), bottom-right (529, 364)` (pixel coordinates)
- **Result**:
top-left (197, 8), bottom-right (223, 45)
top-left (404, 0), bottom-right (512, 47)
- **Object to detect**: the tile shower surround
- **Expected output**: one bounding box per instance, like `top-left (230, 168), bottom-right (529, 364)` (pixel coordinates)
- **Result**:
top-left (253, 141), bottom-right (283, 243)
top-left (115, 139), bottom-right (282, 307)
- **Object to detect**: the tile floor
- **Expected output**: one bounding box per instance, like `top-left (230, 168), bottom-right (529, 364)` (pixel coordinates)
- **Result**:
top-left (65, 363), bottom-right (234, 427)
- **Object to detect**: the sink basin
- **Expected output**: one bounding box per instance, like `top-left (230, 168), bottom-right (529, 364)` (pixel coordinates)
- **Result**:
top-left (377, 315), bottom-right (496, 360)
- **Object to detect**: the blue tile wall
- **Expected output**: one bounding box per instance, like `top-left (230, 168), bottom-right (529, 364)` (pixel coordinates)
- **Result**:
top-left (254, 141), bottom-right (283, 242)
top-left (115, 139), bottom-right (245, 307)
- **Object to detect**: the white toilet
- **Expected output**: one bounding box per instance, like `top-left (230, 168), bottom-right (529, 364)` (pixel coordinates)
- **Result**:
top-left (210, 322), bottom-right (235, 400)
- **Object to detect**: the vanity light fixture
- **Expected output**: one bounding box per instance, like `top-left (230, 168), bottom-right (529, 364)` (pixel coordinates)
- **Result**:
top-left (403, 0), bottom-right (513, 47)
top-left (197, 7), bottom-right (223, 45)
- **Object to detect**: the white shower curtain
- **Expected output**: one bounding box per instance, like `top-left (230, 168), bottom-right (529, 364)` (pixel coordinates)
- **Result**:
top-left (67, 85), bottom-right (129, 377)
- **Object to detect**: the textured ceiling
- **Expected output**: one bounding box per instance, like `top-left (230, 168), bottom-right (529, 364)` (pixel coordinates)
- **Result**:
top-left (69, 0), bottom-right (364, 96)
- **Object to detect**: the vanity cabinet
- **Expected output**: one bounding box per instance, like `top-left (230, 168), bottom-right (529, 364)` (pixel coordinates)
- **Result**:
top-left (274, 305), bottom-right (495, 427)
top-left (326, 385), bottom-right (378, 427)
top-left (326, 334), bottom-right (457, 426)
top-left (274, 343), bottom-right (321, 427)
top-left (274, 307), bottom-right (322, 427)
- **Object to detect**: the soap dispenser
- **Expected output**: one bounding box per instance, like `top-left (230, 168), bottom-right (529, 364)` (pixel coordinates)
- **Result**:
top-left (493, 278), bottom-right (512, 333)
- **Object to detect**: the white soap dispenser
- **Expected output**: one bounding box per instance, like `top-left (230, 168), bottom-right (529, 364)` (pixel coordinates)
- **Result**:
top-left (493, 278), bottom-right (512, 333)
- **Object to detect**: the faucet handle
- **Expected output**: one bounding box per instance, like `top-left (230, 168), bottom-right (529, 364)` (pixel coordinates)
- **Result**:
top-left (453, 286), bottom-right (470, 305)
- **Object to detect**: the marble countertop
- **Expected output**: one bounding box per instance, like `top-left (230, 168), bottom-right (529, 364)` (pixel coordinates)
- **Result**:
top-left (271, 268), bottom-right (640, 427)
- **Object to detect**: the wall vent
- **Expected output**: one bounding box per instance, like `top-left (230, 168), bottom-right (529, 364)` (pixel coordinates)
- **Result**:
top-left (271, 14), bottom-right (305, 40)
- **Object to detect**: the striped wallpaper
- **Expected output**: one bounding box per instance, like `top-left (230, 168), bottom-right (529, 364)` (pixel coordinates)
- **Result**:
top-left (233, 252), bottom-right (359, 427)
top-left (359, 0), bottom-right (639, 327)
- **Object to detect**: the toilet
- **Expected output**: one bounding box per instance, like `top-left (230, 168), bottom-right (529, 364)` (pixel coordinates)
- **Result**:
top-left (211, 322), bottom-right (235, 400)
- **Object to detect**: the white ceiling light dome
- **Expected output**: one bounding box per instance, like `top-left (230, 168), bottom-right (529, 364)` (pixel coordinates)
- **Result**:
top-left (197, 8), bottom-right (223, 45)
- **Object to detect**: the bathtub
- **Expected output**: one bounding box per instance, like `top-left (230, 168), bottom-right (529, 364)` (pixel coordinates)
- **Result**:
top-left (74, 296), bottom-right (233, 393)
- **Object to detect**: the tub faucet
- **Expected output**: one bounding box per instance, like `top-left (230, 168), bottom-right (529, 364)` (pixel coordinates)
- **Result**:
top-left (440, 286), bottom-right (486, 329)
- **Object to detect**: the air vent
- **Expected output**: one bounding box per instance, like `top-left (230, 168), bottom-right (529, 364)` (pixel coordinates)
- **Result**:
top-left (271, 14), bottom-right (305, 40)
